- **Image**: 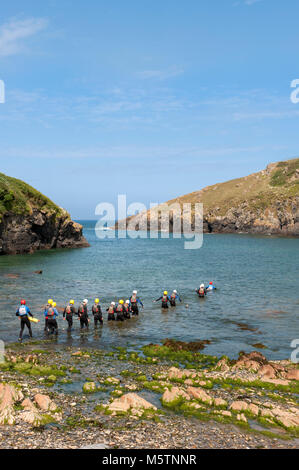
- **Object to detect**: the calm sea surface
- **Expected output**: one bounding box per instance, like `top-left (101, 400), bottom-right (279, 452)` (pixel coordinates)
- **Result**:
top-left (0, 221), bottom-right (298, 359)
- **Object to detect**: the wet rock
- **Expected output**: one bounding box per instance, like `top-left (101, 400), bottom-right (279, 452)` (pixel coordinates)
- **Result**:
top-left (163, 338), bottom-right (211, 352)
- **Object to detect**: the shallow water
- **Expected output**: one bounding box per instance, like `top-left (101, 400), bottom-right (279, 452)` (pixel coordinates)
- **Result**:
top-left (0, 221), bottom-right (298, 360)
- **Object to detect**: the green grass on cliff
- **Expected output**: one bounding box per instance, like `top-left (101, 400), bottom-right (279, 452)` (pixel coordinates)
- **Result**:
top-left (166, 158), bottom-right (299, 216)
top-left (0, 172), bottom-right (67, 220)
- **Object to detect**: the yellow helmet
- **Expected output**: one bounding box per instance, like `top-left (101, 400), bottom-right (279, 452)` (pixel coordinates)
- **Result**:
top-left (70, 299), bottom-right (74, 304)
top-left (52, 302), bottom-right (57, 307)
top-left (119, 299), bottom-right (124, 304)
top-left (164, 291), bottom-right (168, 295)
top-left (95, 298), bottom-right (99, 304)
top-left (48, 299), bottom-right (53, 305)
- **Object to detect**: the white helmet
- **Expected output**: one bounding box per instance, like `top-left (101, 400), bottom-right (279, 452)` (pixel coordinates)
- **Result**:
top-left (132, 290), bottom-right (137, 294)
top-left (125, 300), bottom-right (130, 304)
top-left (200, 284), bottom-right (204, 288)
top-left (173, 290), bottom-right (177, 294)
top-left (111, 301), bottom-right (116, 306)
top-left (83, 299), bottom-right (88, 304)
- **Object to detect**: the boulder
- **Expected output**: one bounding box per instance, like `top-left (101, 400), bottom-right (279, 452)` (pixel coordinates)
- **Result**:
top-left (0, 383), bottom-right (24, 425)
top-left (248, 403), bottom-right (259, 416)
top-left (108, 393), bottom-right (156, 414)
top-left (285, 369), bottom-right (299, 381)
top-left (186, 387), bottom-right (213, 405)
top-left (230, 400), bottom-right (249, 412)
top-left (162, 387), bottom-right (190, 404)
top-left (214, 397), bottom-right (227, 407)
top-left (258, 364), bottom-right (276, 379)
top-left (34, 394), bottom-right (57, 412)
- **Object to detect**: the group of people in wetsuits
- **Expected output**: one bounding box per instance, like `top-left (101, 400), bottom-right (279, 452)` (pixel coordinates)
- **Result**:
top-left (15, 283), bottom-right (216, 340)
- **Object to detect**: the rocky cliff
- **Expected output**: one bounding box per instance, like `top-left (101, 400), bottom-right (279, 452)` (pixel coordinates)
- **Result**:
top-left (118, 158), bottom-right (299, 236)
top-left (0, 172), bottom-right (89, 255)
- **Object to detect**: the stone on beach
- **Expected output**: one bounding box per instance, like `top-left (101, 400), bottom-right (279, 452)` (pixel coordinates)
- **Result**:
top-left (0, 383), bottom-right (24, 425)
top-left (186, 387), bottom-right (213, 405)
top-left (34, 393), bottom-right (57, 412)
top-left (162, 387), bottom-right (190, 404)
top-left (107, 393), bottom-right (156, 414)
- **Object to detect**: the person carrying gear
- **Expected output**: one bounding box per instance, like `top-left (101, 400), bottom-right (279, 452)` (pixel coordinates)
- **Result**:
top-left (44, 298), bottom-right (53, 331)
top-left (46, 301), bottom-right (59, 335)
top-left (77, 299), bottom-right (89, 329)
top-left (106, 302), bottom-right (116, 321)
top-left (169, 290), bottom-right (182, 307)
top-left (154, 291), bottom-right (170, 309)
top-left (116, 300), bottom-right (125, 321)
top-left (196, 284), bottom-right (206, 298)
top-left (92, 298), bottom-right (103, 327)
top-left (63, 299), bottom-right (76, 330)
top-left (124, 300), bottom-right (131, 319)
top-left (206, 281), bottom-right (217, 291)
top-left (129, 290), bottom-right (144, 316)
top-left (16, 299), bottom-right (33, 341)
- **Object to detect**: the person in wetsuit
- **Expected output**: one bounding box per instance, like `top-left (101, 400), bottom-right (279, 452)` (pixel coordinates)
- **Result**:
top-left (46, 302), bottom-right (59, 335)
top-left (206, 281), bottom-right (217, 291)
top-left (116, 300), bottom-right (125, 321)
top-left (44, 299), bottom-right (53, 331)
top-left (154, 291), bottom-right (170, 309)
top-left (92, 298), bottom-right (103, 327)
top-left (169, 290), bottom-right (182, 306)
top-left (16, 299), bottom-right (33, 341)
top-left (124, 300), bottom-right (131, 319)
top-left (77, 299), bottom-right (89, 329)
top-left (129, 290), bottom-right (144, 316)
top-left (196, 284), bottom-right (206, 298)
top-left (63, 299), bottom-right (76, 330)
top-left (106, 302), bottom-right (116, 321)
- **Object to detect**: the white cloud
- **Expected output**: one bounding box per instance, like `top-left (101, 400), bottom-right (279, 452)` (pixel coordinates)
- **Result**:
top-left (0, 17), bottom-right (48, 57)
top-left (137, 67), bottom-right (184, 80)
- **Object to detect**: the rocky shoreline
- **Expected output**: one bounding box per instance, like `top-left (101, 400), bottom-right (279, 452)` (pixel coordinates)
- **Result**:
top-left (0, 340), bottom-right (298, 449)
top-left (0, 210), bottom-right (89, 255)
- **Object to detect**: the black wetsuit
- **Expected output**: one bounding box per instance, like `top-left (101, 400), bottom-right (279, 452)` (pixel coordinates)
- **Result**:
top-left (155, 295), bottom-right (170, 309)
top-left (116, 305), bottom-right (125, 321)
top-left (196, 287), bottom-right (206, 298)
top-left (129, 295), bottom-right (143, 316)
top-left (78, 304), bottom-right (89, 329)
top-left (106, 306), bottom-right (116, 321)
top-left (16, 306), bottom-right (33, 340)
top-left (63, 305), bottom-right (76, 329)
top-left (92, 304), bottom-right (103, 326)
top-left (124, 305), bottom-right (131, 319)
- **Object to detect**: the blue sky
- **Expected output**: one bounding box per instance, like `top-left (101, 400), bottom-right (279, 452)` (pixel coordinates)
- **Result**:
top-left (0, 0), bottom-right (299, 218)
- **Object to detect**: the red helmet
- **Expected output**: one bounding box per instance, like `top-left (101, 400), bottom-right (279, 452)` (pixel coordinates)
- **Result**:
top-left (209, 282), bottom-right (213, 285)
top-left (20, 299), bottom-right (26, 305)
